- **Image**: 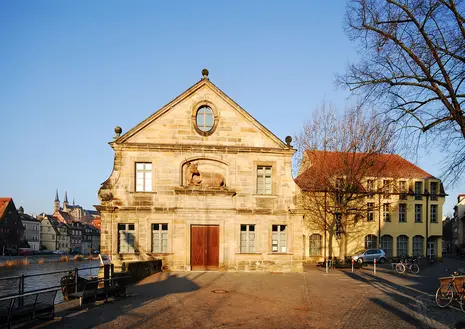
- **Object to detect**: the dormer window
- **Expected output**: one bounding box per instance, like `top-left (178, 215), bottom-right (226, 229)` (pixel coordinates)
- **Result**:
top-left (196, 106), bottom-right (214, 132)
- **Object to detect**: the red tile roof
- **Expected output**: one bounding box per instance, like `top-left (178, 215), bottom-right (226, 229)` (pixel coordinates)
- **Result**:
top-left (295, 150), bottom-right (436, 191)
top-left (0, 198), bottom-right (12, 220)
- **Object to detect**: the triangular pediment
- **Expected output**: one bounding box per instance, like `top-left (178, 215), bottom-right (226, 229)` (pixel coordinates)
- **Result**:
top-left (115, 77), bottom-right (289, 149)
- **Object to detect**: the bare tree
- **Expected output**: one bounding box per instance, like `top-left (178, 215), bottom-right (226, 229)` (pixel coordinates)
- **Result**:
top-left (338, 0), bottom-right (465, 183)
top-left (294, 104), bottom-right (397, 259)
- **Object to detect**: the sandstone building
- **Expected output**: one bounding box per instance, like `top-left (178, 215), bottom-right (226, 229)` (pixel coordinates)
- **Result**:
top-left (97, 70), bottom-right (303, 272)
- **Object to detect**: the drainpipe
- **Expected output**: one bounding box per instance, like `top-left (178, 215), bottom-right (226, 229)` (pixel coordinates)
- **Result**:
top-left (425, 184), bottom-right (430, 258)
top-left (324, 191), bottom-right (327, 260)
top-left (378, 192), bottom-right (381, 248)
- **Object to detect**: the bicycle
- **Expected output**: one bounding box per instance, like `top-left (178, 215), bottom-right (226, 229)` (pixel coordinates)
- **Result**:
top-left (435, 271), bottom-right (465, 311)
top-left (394, 257), bottom-right (420, 274)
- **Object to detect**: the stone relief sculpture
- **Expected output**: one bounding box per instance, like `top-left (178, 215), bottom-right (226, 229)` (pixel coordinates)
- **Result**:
top-left (186, 162), bottom-right (225, 188)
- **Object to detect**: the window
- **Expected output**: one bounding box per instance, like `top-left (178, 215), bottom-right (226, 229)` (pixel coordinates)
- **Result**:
top-left (413, 235), bottom-right (424, 256)
top-left (240, 224), bottom-right (256, 253)
top-left (52, 235), bottom-right (55, 240)
top-left (397, 235), bottom-right (408, 256)
top-left (367, 203), bottom-right (374, 222)
top-left (48, 227), bottom-right (51, 232)
top-left (309, 234), bottom-right (322, 256)
top-left (257, 166), bottom-right (272, 195)
top-left (381, 235), bottom-right (393, 258)
top-left (118, 223), bottom-right (135, 253)
top-left (196, 106), bottom-right (214, 132)
top-left (430, 205), bottom-right (438, 223)
top-left (415, 181), bottom-right (423, 200)
top-left (366, 180), bottom-right (375, 198)
top-left (415, 204), bottom-right (422, 223)
top-left (399, 204), bottom-right (407, 223)
top-left (271, 225), bottom-right (287, 253)
top-left (399, 181), bottom-right (407, 200)
top-left (364, 234), bottom-right (378, 249)
top-left (152, 224), bottom-right (168, 253)
top-left (383, 203), bottom-right (391, 222)
top-left (135, 163), bottom-right (152, 192)
top-left (430, 182), bottom-right (438, 201)
top-left (383, 180), bottom-right (391, 198)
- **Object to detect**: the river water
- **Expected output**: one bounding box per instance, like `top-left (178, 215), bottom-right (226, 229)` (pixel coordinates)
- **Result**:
top-left (0, 257), bottom-right (101, 303)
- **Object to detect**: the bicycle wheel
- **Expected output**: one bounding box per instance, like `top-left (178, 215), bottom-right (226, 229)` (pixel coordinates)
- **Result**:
top-left (395, 263), bottom-right (405, 274)
top-left (410, 263), bottom-right (420, 274)
top-left (460, 294), bottom-right (465, 313)
top-left (436, 284), bottom-right (454, 308)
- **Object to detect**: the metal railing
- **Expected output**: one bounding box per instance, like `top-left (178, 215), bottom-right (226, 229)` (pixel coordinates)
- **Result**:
top-left (0, 265), bottom-right (105, 300)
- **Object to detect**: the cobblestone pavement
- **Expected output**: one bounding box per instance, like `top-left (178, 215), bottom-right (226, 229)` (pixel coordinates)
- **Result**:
top-left (35, 256), bottom-right (465, 329)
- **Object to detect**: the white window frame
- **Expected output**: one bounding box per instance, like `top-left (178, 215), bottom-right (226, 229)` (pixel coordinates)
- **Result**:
top-left (257, 166), bottom-right (272, 195)
top-left (430, 205), bottom-right (438, 223)
top-left (413, 235), bottom-right (424, 256)
top-left (240, 224), bottom-right (256, 253)
top-left (383, 180), bottom-right (391, 198)
top-left (415, 181), bottom-right (423, 200)
top-left (152, 224), bottom-right (168, 253)
top-left (397, 235), bottom-right (409, 256)
top-left (383, 203), bottom-right (391, 222)
top-left (399, 204), bottom-right (407, 223)
top-left (367, 203), bottom-right (374, 222)
top-left (271, 225), bottom-right (287, 253)
top-left (430, 182), bottom-right (438, 201)
top-left (309, 234), bottom-right (322, 256)
top-left (135, 162), bottom-right (152, 192)
top-left (118, 223), bottom-right (135, 254)
top-left (364, 234), bottom-right (378, 249)
top-left (366, 179), bottom-right (375, 198)
top-left (415, 204), bottom-right (422, 223)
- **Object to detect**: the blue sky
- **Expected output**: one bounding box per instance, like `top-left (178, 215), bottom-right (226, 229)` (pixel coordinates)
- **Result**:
top-left (0, 0), bottom-right (461, 216)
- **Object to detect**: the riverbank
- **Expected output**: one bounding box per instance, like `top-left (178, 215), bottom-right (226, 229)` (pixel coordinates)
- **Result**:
top-left (0, 254), bottom-right (100, 267)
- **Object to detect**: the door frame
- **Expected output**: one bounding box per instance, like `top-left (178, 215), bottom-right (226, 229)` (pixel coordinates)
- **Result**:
top-left (190, 224), bottom-right (220, 271)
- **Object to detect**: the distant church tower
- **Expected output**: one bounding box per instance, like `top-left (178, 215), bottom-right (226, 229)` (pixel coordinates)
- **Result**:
top-left (63, 191), bottom-right (69, 210)
top-left (54, 190), bottom-right (60, 212)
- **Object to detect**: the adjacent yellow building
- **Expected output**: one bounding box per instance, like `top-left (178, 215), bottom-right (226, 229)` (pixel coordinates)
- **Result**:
top-left (296, 150), bottom-right (445, 262)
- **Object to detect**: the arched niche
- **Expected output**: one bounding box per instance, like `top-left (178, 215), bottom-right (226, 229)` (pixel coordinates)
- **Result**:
top-left (181, 158), bottom-right (229, 188)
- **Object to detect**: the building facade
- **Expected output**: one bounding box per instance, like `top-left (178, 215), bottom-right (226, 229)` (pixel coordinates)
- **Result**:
top-left (453, 194), bottom-right (465, 248)
top-left (0, 198), bottom-right (25, 252)
top-left (68, 221), bottom-right (83, 253)
top-left (18, 207), bottom-right (41, 250)
top-left (296, 150), bottom-right (445, 262)
top-left (38, 214), bottom-right (69, 252)
top-left (97, 70), bottom-right (303, 272)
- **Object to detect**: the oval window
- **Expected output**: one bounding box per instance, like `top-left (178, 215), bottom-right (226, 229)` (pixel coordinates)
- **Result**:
top-left (196, 106), bottom-right (214, 132)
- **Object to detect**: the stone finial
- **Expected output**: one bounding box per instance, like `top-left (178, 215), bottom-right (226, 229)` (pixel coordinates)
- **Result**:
top-left (285, 136), bottom-right (292, 147)
top-left (202, 68), bottom-right (209, 79)
top-left (114, 126), bottom-right (122, 138)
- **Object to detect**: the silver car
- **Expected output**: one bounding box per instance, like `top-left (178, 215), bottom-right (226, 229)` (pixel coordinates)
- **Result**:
top-left (352, 249), bottom-right (386, 264)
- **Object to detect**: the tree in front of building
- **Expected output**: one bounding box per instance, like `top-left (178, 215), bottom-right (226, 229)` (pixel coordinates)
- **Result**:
top-left (294, 104), bottom-right (397, 259)
top-left (339, 0), bottom-right (465, 183)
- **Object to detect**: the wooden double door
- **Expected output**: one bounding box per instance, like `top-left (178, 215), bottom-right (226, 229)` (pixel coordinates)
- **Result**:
top-left (191, 225), bottom-right (219, 271)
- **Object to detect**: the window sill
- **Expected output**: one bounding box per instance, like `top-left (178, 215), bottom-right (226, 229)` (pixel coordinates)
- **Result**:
top-left (431, 222), bottom-right (438, 224)
top-left (130, 191), bottom-right (157, 194)
top-left (399, 221), bottom-right (407, 223)
top-left (267, 253), bottom-right (293, 255)
top-left (253, 194), bottom-right (277, 197)
top-left (235, 252), bottom-right (262, 255)
top-left (147, 252), bottom-right (174, 255)
top-left (415, 221), bottom-right (423, 223)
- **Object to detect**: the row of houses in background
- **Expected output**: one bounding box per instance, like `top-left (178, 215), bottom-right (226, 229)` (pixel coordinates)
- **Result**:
top-left (443, 194), bottom-right (465, 252)
top-left (0, 192), bottom-right (100, 254)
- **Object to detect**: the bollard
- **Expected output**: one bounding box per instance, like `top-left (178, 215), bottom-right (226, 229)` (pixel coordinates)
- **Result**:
top-left (374, 258), bottom-right (377, 275)
top-left (325, 258), bottom-right (329, 274)
top-left (351, 259), bottom-right (354, 273)
top-left (74, 268), bottom-right (78, 293)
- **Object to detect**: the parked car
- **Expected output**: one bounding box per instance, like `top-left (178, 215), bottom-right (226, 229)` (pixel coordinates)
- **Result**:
top-left (3, 248), bottom-right (18, 256)
top-left (53, 250), bottom-right (66, 255)
top-left (18, 248), bottom-right (34, 256)
top-left (91, 249), bottom-right (100, 255)
top-left (352, 249), bottom-right (387, 264)
top-left (41, 250), bottom-right (53, 255)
